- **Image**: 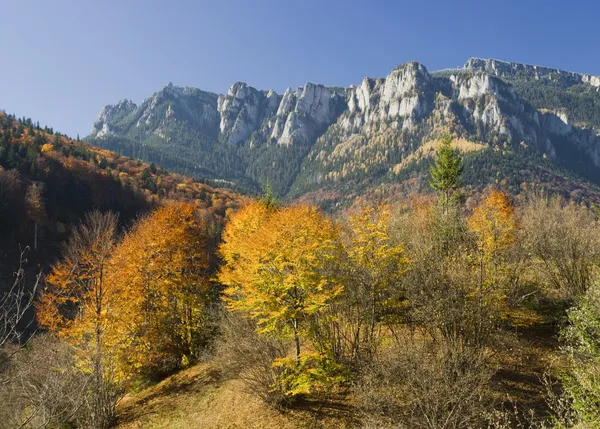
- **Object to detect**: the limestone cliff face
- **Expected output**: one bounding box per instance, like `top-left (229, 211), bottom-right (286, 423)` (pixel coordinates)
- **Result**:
top-left (268, 83), bottom-right (344, 146)
top-left (335, 64), bottom-right (526, 147)
top-left (217, 82), bottom-right (277, 145)
top-left (90, 84), bottom-right (220, 141)
top-left (90, 62), bottom-right (533, 147)
top-left (90, 81), bottom-right (337, 148)
top-left (451, 72), bottom-right (517, 138)
top-left (345, 62), bottom-right (433, 132)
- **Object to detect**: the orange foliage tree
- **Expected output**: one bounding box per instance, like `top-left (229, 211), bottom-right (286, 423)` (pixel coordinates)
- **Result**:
top-left (218, 201), bottom-right (346, 399)
top-left (468, 190), bottom-right (517, 260)
top-left (37, 210), bottom-right (124, 428)
top-left (38, 202), bottom-right (214, 386)
top-left (110, 201), bottom-right (212, 374)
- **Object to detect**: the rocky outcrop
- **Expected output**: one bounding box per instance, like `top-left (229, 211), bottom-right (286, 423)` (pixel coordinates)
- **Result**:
top-left (91, 99), bottom-right (137, 137)
top-left (218, 82), bottom-right (277, 145)
top-left (89, 60), bottom-right (599, 157)
top-left (345, 62), bottom-right (433, 132)
top-left (89, 84), bottom-right (220, 140)
top-left (214, 82), bottom-right (345, 146)
top-left (450, 72), bottom-right (518, 137)
top-left (268, 84), bottom-right (344, 146)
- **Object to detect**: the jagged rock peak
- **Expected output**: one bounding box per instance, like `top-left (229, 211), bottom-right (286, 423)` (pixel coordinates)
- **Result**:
top-left (218, 82), bottom-right (270, 144)
top-left (464, 57), bottom-right (600, 88)
top-left (384, 61), bottom-right (431, 97)
top-left (100, 99), bottom-right (137, 114)
top-left (451, 71), bottom-right (513, 101)
top-left (296, 83), bottom-right (338, 122)
top-left (345, 61), bottom-right (434, 131)
top-left (153, 82), bottom-right (216, 99)
top-left (271, 83), bottom-right (343, 146)
top-left (91, 99), bottom-right (137, 136)
top-left (392, 60), bottom-right (429, 74)
top-left (115, 99), bottom-right (137, 110)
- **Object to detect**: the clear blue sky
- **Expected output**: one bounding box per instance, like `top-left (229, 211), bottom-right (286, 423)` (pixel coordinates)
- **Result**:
top-left (1, 0), bottom-right (599, 138)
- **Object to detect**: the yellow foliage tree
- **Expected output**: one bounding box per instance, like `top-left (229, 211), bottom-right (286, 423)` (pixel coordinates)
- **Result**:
top-left (345, 205), bottom-right (410, 347)
top-left (312, 204), bottom-right (410, 368)
top-left (468, 190), bottom-right (516, 259)
top-left (219, 202), bottom-right (342, 363)
top-left (467, 190), bottom-right (517, 333)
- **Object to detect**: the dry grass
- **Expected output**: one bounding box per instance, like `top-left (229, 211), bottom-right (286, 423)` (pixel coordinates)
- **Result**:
top-left (490, 307), bottom-right (566, 420)
top-left (114, 306), bottom-right (566, 428)
top-left (115, 363), bottom-right (358, 429)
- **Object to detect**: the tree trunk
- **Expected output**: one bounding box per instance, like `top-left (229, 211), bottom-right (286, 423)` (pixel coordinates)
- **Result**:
top-left (478, 251), bottom-right (484, 345)
top-left (292, 319), bottom-right (300, 364)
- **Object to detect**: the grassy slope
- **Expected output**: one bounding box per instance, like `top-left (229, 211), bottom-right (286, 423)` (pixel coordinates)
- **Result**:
top-left (115, 308), bottom-right (562, 428)
top-left (115, 364), bottom-right (358, 429)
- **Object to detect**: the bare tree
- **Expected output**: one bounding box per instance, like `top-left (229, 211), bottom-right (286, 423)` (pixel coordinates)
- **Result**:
top-left (38, 210), bottom-right (121, 429)
top-left (521, 194), bottom-right (600, 299)
top-left (214, 309), bottom-right (291, 407)
top-left (0, 247), bottom-right (40, 354)
top-left (0, 335), bottom-right (91, 429)
top-left (355, 339), bottom-right (493, 429)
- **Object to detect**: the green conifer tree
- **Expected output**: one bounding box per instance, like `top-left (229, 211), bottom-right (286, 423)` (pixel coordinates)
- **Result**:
top-left (260, 180), bottom-right (280, 210)
top-left (430, 136), bottom-right (463, 214)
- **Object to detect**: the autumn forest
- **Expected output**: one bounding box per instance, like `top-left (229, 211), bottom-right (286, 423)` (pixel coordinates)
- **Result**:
top-left (3, 114), bottom-right (600, 429)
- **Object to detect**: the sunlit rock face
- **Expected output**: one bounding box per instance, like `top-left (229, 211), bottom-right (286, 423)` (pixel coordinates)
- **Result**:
top-left (345, 62), bottom-right (433, 132)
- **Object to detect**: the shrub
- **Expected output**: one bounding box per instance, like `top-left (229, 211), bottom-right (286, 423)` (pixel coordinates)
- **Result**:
top-left (213, 310), bottom-right (291, 407)
top-left (560, 278), bottom-right (600, 424)
top-left (355, 340), bottom-right (493, 429)
top-left (0, 335), bottom-right (90, 429)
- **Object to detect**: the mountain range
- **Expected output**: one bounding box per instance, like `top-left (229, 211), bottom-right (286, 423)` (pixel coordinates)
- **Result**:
top-left (87, 58), bottom-right (600, 209)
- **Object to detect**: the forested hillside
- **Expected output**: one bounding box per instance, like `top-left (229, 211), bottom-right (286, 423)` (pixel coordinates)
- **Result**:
top-left (0, 111), bottom-right (244, 251)
top-left (3, 137), bottom-right (600, 428)
top-left (0, 109), bottom-right (246, 351)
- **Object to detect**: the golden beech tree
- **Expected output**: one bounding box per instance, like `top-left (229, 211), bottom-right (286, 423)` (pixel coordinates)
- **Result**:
top-left (110, 201), bottom-right (211, 373)
top-left (345, 205), bottom-right (410, 349)
top-left (468, 190), bottom-right (517, 260)
top-left (219, 202), bottom-right (342, 363)
top-left (37, 210), bottom-right (124, 429)
top-left (467, 190), bottom-right (517, 332)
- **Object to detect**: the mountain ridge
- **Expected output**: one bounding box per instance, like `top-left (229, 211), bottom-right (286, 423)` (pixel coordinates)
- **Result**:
top-left (87, 58), bottom-right (600, 208)
top-left (93, 57), bottom-right (600, 122)
top-left (464, 57), bottom-right (600, 88)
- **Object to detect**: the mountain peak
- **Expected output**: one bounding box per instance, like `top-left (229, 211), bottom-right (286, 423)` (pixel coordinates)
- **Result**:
top-left (393, 60), bottom-right (428, 72)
